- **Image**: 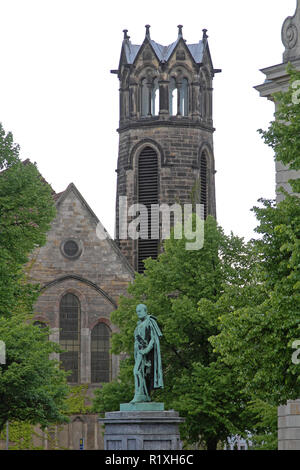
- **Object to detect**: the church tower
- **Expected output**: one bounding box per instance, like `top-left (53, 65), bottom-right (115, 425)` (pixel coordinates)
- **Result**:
top-left (112, 25), bottom-right (221, 272)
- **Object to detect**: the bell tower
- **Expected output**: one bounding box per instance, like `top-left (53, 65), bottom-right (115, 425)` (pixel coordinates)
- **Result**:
top-left (112, 25), bottom-right (221, 272)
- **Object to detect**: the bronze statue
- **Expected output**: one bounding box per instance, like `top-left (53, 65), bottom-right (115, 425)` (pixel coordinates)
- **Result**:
top-left (130, 304), bottom-right (163, 403)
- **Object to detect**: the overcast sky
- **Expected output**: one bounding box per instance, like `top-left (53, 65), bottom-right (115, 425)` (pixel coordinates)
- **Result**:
top-left (0, 0), bottom-right (296, 241)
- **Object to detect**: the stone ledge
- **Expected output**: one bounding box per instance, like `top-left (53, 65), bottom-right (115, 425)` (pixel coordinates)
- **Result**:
top-left (120, 402), bottom-right (164, 412)
top-left (101, 410), bottom-right (184, 423)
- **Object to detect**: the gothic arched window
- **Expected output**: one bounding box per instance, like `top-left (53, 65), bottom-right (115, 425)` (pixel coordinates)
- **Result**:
top-left (141, 78), bottom-right (149, 116)
top-left (151, 78), bottom-right (159, 116)
top-left (141, 78), bottom-right (159, 117)
top-left (138, 146), bottom-right (159, 273)
top-left (169, 77), bottom-right (189, 116)
top-left (181, 78), bottom-right (189, 116)
top-left (91, 323), bottom-right (111, 383)
top-left (200, 152), bottom-right (208, 220)
top-left (59, 293), bottom-right (80, 383)
top-left (169, 78), bottom-right (177, 116)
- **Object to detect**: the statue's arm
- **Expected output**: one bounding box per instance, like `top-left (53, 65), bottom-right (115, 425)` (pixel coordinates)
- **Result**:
top-left (140, 336), bottom-right (154, 355)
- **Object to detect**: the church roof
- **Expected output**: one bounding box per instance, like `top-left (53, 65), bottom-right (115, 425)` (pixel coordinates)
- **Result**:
top-left (122, 36), bottom-right (205, 65)
top-left (112, 26), bottom-right (221, 78)
top-left (115, 25), bottom-right (213, 74)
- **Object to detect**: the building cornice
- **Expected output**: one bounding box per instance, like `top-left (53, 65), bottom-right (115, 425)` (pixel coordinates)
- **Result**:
top-left (118, 118), bottom-right (215, 134)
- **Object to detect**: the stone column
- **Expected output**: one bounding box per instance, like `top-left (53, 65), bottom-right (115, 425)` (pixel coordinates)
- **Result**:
top-left (129, 80), bottom-right (138, 118)
top-left (207, 86), bottom-right (213, 126)
top-left (177, 81), bottom-right (182, 116)
top-left (119, 87), bottom-right (125, 122)
top-left (147, 82), bottom-right (152, 116)
top-left (191, 81), bottom-right (200, 118)
top-left (80, 327), bottom-right (90, 383)
top-left (159, 80), bottom-right (169, 116)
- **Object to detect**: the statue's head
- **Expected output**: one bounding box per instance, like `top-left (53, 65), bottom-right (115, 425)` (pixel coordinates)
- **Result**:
top-left (136, 303), bottom-right (148, 319)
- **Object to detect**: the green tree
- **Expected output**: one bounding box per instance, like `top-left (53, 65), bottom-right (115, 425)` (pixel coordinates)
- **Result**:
top-left (246, 400), bottom-right (277, 450)
top-left (211, 67), bottom-right (300, 408)
top-left (0, 123), bottom-right (69, 432)
top-left (0, 316), bottom-right (69, 432)
top-left (93, 216), bottom-right (255, 449)
top-left (211, 194), bottom-right (300, 405)
top-left (0, 123), bottom-right (57, 318)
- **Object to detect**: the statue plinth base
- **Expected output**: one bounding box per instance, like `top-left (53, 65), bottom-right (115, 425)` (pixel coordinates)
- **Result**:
top-left (99, 409), bottom-right (184, 450)
top-left (120, 402), bottom-right (164, 411)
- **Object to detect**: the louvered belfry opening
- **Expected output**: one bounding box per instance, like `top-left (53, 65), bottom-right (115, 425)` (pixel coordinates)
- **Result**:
top-left (200, 152), bottom-right (208, 220)
top-left (137, 146), bottom-right (159, 273)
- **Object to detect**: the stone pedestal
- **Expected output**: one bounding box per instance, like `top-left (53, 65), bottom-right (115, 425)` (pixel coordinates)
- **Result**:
top-left (278, 400), bottom-right (300, 450)
top-left (100, 409), bottom-right (184, 450)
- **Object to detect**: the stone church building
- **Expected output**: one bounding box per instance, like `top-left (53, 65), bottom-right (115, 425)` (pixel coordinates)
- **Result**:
top-left (14, 25), bottom-right (219, 449)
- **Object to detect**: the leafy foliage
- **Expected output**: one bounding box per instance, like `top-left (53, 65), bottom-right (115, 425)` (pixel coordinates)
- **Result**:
top-left (246, 400), bottom-right (277, 450)
top-left (211, 194), bottom-right (300, 405)
top-left (211, 66), bottom-right (300, 406)
top-left (0, 420), bottom-right (43, 450)
top-left (0, 315), bottom-right (69, 432)
top-left (93, 359), bottom-right (134, 417)
top-left (0, 123), bottom-right (69, 433)
top-left (64, 385), bottom-right (92, 415)
top-left (93, 216), bottom-right (255, 449)
top-left (0, 123), bottom-right (56, 318)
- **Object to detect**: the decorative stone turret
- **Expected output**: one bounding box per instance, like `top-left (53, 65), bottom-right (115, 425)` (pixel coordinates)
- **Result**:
top-left (112, 25), bottom-right (221, 271)
top-left (282, 0), bottom-right (300, 62)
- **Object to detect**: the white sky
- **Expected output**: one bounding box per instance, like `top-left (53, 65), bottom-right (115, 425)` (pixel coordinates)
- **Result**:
top-left (0, 0), bottom-right (296, 241)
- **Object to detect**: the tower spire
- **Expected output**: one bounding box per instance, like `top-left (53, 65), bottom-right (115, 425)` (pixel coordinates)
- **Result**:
top-left (177, 25), bottom-right (183, 38)
top-left (145, 24), bottom-right (151, 39)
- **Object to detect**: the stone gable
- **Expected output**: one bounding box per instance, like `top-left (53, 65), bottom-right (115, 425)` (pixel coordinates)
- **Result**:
top-left (28, 183), bottom-right (133, 300)
top-left (27, 183), bottom-right (134, 386)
